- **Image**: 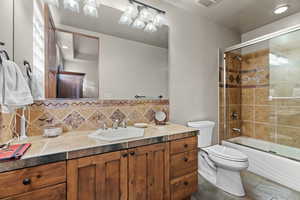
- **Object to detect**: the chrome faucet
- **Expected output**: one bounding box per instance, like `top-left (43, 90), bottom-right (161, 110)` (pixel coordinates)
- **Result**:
top-left (112, 119), bottom-right (119, 129)
top-left (232, 128), bottom-right (241, 134)
top-left (101, 121), bottom-right (108, 130)
top-left (120, 118), bottom-right (128, 128)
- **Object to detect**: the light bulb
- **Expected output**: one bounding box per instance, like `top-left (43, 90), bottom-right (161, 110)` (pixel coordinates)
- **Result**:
top-left (153, 13), bottom-right (165, 27)
top-left (124, 4), bottom-right (138, 18)
top-left (132, 18), bottom-right (146, 29)
top-left (84, 0), bottom-right (97, 5)
top-left (145, 23), bottom-right (157, 33)
top-left (83, 4), bottom-right (99, 17)
top-left (119, 13), bottom-right (133, 25)
top-left (64, 0), bottom-right (80, 13)
top-left (139, 8), bottom-right (153, 22)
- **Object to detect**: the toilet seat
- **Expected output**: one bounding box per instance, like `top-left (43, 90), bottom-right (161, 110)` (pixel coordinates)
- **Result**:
top-left (204, 145), bottom-right (248, 162)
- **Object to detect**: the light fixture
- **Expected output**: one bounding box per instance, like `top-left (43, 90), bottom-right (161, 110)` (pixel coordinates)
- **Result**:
top-left (273, 4), bottom-right (289, 15)
top-left (139, 8), bottom-right (154, 22)
top-left (132, 18), bottom-right (146, 29)
top-left (61, 45), bottom-right (69, 49)
top-left (119, 0), bottom-right (166, 33)
top-left (83, 0), bottom-right (99, 17)
top-left (43, 0), bottom-right (59, 7)
top-left (119, 13), bottom-right (133, 25)
top-left (124, 4), bottom-right (139, 18)
top-left (145, 23), bottom-right (157, 33)
top-left (153, 13), bottom-right (165, 27)
top-left (64, 0), bottom-right (80, 13)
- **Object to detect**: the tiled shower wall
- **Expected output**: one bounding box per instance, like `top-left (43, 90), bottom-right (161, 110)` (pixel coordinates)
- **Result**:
top-left (219, 52), bottom-right (242, 141)
top-left (0, 99), bottom-right (169, 143)
top-left (220, 49), bottom-right (300, 148)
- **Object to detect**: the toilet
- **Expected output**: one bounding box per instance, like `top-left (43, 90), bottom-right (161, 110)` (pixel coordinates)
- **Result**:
top-left (188, 121), bottom-right (249, 197)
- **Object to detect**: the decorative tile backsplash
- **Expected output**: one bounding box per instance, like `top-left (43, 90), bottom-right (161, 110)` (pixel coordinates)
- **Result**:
top-left (0, 99), bottom-right (169, 143)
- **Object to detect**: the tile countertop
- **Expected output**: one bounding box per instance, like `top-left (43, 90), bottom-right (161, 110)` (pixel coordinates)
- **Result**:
top-left (0, 124), bottom-right (198, 173)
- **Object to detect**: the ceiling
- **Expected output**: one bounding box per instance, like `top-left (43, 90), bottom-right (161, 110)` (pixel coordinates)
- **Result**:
top-left (56, 31), bottom-right (98, 62)
top-left (49, 1), bottom-right (169, 48)
top-left (163, 0), bottom-right (300, 33)
top-left (49, 0), bottom-right (300, 43)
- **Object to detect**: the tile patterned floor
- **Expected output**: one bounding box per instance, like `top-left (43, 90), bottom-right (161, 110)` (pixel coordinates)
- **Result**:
top-left (191, 171), bottom-right (300, 200)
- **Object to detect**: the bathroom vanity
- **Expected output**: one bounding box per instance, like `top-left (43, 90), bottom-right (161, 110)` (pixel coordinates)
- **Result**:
top-left (0, 124), bottom-right (198, 200)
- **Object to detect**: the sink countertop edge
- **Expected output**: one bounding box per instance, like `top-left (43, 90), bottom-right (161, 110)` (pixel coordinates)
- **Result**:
top-left (0, 124), bottom-right (198, 173)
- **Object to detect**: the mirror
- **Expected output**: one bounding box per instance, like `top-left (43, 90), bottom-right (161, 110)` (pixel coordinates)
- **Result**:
top-left (269, 30), bottom-right (300, 99)
top-left (3, 0), bottom-right (169, 100)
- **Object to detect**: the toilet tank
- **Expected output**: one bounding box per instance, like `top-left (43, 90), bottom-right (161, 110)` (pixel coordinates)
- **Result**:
top-left (187, 121), bottom-right (215, 148)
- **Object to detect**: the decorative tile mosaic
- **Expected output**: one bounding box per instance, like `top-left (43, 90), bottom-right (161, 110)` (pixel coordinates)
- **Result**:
top-left (63, 111), bottom-right (86, 130)
top-left (110, 109), bottom-right (126, 122)
top-left (0, 99), bottom-right (169, 142)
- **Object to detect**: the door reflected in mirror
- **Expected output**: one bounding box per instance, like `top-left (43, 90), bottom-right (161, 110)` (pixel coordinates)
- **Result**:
top-left (47, 30), bottom-right (99, 99)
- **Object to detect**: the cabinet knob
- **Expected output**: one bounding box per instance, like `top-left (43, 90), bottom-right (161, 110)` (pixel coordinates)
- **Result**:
top-left (184, 157), bottom-right (188, 162)
top-left (184, 181), bottom-right (189, 186)
top-left (122, 153), bottom-right (128, 158)
top-left (130, 152), bottom-right (135, 156)
top-left (23, 178), bottom-right (31, 185)
top-left (184, 144), bottom-right (188, 148)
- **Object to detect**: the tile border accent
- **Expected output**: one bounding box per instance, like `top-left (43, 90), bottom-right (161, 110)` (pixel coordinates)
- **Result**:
top-left (32, 99), bottom-right (169, 109)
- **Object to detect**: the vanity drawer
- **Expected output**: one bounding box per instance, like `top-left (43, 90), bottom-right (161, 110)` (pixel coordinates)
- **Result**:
top-left (0, 162), bottom-right (66, 199)
top-left (170, 172), bottom-right (198, 200)
top-left (170, 136), bottom-right (197, 155)
top-left (170, 150), bottom-right (198, 179)
top-left (3, 183), bottom-right (66, 200)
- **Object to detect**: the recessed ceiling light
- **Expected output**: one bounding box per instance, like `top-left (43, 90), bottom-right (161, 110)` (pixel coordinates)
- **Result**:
top-left (273, 4), bottom-right (289, 15)
top-left (62, 45), bottom-right (69, 49)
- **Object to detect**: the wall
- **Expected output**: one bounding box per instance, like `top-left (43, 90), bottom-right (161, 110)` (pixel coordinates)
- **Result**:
top-left (0, 99), bottom-right (168, 142)
top-left (235, 11), bottom-right (300, 148)
top-left (220, 52), bottom-right (242, 141)
top-left (242, 12), bottom-right (300, 42)
top-left (1, 2), bottom-right (240, 144)
top-left (222, 47), bottom-right (300, 149)
top-left (0, 0), bottom-right (13, 58)
top-left (167, 7), bottom-right (240, 143)
top-left (100, 34), bottom-right (168, 99)
top-left (14, 0), bottom-right (33, 67)
top-left (64, 59), bottom-right (99, 98)
top-left (240, 49), bottom-right (300, 149)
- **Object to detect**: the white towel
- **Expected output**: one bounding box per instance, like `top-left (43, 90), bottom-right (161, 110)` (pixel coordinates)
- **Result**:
top-left (0, 60), bottom-right (33, 113)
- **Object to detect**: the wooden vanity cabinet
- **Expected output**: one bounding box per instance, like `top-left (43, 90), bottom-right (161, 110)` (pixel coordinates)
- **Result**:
top-left (67, 136), bottom-right (197, 200)
top-left (170, 137), bottom-right (198, 200)
top-left (67, 143), bottom-right (170, 200)
top-left (0, 136), bottom-right (198, 200)
top-left (128, 143), bottom-right (170, 200)
top-left (0, 162), bottom-right (66, 200)
top-left (67, 150), bottom-right (128, 200)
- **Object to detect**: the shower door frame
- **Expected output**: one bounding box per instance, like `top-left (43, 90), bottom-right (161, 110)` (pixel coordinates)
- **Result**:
top-left (221, 23), bottom-right (300, 141)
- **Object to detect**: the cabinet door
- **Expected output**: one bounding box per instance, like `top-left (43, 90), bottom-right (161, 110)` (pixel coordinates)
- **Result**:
top-left (3, 183), bottom-right (66, 200)
top-left (67, 150), bottom-right (128, 200)
top-left (128, 143), bottom-right (170, 200)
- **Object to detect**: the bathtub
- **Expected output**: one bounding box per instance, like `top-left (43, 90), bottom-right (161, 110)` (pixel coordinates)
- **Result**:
top-left (222, 137), bottom-right (300, 192)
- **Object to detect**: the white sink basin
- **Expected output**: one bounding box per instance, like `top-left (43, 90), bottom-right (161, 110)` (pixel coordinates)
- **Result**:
top-left (89, 127), bottom-right (145, 142)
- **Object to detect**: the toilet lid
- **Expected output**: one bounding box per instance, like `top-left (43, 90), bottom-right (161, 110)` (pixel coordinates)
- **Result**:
top-left (204, 145), bottom-right (248, 162)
